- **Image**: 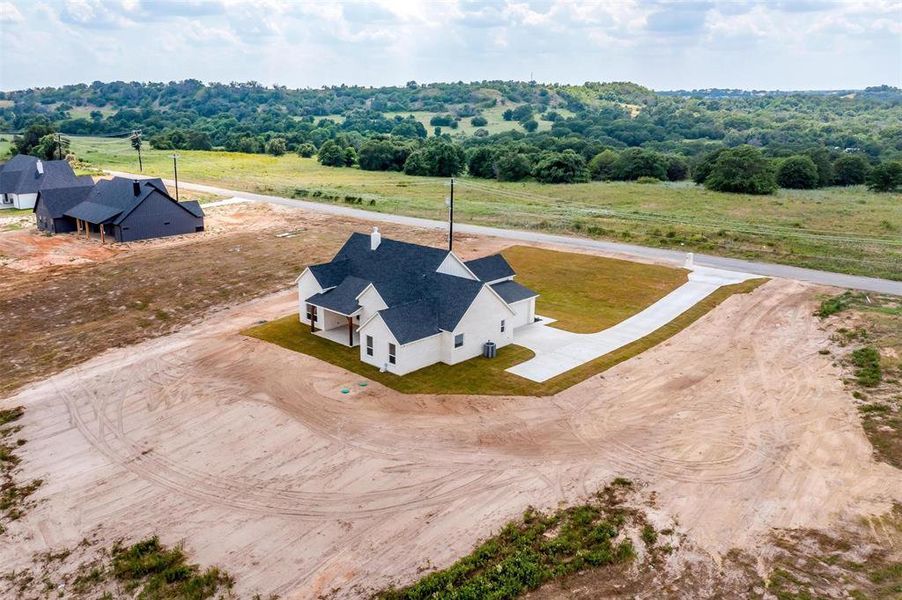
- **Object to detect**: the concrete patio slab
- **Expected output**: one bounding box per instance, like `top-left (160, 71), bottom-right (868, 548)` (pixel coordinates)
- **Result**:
top-left (506, 266), bottom-right (759, 382)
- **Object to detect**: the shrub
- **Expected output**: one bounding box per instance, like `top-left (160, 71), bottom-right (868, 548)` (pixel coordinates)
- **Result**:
top-left (851, 346), bottom-right (882, 387)
top-left (296, 142), bottom-right (316, 158)
top-left (467, 146), bottom-right (497, 179)
top-left (522, 119), bottom-right (539, 132)
top-left (636, 176), bottom-right (660, 184)
top-left (470, 115), bottom-right (488, 127)
top-left (832, 154), bottom-right (870, 186)
top-left (403, 140), bottom-right (466, 177)
top-left (776, 155), bottom-right (819, 189)
top-left (495, 150), bottom-right (534, 182)
top-left (588, 149), bottom-right (618, 181)
top-left (665, 155), bottom-right (689, 181)
top-left (264, 137), bottom-right (287, 156)
top-left (704, 145), bottom-right (777, 195)
top-left (316, 140), bottom-right (347, 167)
top-left (866, 161), bottom-right (902, 192)
top-left (532, 150), bottom-right (589, 184)
top-left (611, 148), bottom-right (667, 181)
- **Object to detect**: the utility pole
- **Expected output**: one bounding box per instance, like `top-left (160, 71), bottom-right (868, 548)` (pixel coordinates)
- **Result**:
top-left (448, 177), bottom-right (454, 252)
top-left (131, 130), bottom-right (143, 172)
top-left (170, 153), bottom-right (180, 201)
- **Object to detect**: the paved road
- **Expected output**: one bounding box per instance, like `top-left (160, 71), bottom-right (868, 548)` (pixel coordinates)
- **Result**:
top-left (508, 267), bottom-right (758, 382)
top-left (110, 171), bottom-right (902, 295)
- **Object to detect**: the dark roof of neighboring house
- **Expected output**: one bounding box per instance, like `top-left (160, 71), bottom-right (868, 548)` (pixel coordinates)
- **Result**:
top-left (464, 254), bottom-right (515, 282)
top-left (491, 280), bottom-right (539, 304)
top-left (0, 155), bottom-right (80, 195)
top-left (35, 176), bottom-right (95, 218)
top-left (180, 200), bottom-right (204, 218)
top-left (307, 276), bottom-right (371, 315)
top-left (306, 232), bottom-right (535, 344)
top-left (65, 201), bottom-right (124, 224)
top-left (63, 177), bottom-right (204, 225)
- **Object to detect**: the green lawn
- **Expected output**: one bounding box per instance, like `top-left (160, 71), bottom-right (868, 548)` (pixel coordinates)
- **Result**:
top-left (66, 135), bottom-right (902, 280)
top-left (505, 245), bottom-right (688, 333)
top-left (243, 244), bottom-right (767, 396)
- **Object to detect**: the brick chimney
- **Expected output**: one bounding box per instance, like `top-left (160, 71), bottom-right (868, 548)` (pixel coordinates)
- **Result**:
top-left (370, 226), bottom-right (381, 251)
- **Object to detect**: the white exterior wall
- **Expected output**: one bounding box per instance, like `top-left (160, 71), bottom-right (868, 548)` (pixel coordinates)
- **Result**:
top-left (319, 309), bottom-right (347, 331)
top-left (396, 335), bottom-right (443, 375)
top-left (297, 269), bottom-right (324, 324)
top-left (5, 193), bottom-right (38, 210)
top-left (445, 287), bottom-right (515, 365)
top-left (436, 253), bottom-right (476, 280)
top-left (356, 285), bottom-right (387, 325)
top-left (358, 317), bottom-right (397, 372)
top-left (508, 297), bottom-right (536, 329)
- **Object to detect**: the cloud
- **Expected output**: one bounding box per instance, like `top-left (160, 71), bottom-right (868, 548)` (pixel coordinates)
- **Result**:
top-left (0, 0), bottom-right (898, 91)
top-left (0, 1), bottom-right (23, 23)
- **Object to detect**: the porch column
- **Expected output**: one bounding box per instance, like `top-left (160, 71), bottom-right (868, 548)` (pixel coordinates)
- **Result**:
top-left (309, 305), bottom-right (316, 332)
top-left (99, 224), bottom-right (105, 244)
top-left (76, 219), bottom-right (81, 234)
top-left (85, 222), bottom-right (89, 240)
top-left (347, 316), bottom-right (354, 346)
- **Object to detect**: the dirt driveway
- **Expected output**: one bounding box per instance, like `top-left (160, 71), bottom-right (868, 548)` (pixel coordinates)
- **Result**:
top-left (2, 276), bottom-right (898, 598)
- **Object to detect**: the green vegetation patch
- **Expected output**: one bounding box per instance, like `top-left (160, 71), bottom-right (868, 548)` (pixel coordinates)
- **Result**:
top-left (376, 480), bottom-right (643, 600)
top-left (3, 535), bottom-right (234, 599)
top-left (503, 245), bottom-right (688, 333)
top-left (820, 291), bottom-right (902, 468)
top-left (851, 346), bottom-right (882, 387)
top-left (0, 406), bottom-right (43, 532)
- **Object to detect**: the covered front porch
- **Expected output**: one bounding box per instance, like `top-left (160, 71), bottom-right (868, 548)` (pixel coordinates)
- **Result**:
top-left (307, 303), bottom-right (359, 347)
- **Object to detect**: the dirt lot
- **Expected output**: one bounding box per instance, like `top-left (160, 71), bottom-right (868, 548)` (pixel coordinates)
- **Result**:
top-left (0, 202), bottom-right (509, 396)
top-left (1, 250), bottom-right (899, 600)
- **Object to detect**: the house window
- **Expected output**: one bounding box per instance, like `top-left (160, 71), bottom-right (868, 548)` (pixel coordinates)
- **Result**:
top-left (454, 333), bottom-right (464, 348)
top-left (388, 342), bottom-right (396, 364)
top-left (366, 335), bottom-right (374, 357)
top-left (500, 320), bottom-right (506, 333)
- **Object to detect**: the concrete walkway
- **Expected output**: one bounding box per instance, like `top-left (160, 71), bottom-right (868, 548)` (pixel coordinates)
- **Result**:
top-left (506, 266), bottom-right (758, 382)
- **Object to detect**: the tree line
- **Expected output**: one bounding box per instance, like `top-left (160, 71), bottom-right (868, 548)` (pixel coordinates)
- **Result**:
top-left (3, 80), bottom-right (900, 193)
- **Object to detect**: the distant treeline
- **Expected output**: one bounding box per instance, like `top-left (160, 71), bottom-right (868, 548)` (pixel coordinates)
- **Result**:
top-left (3, 80), bottom-right (901, 192)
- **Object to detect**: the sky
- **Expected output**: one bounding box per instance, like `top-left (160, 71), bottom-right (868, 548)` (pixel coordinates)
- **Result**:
top-left (0, 0), bottom-right (900, 92)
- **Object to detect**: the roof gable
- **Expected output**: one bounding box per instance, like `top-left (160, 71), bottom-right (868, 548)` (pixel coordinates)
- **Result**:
top-left (465, 254), bottom-right (516, 283)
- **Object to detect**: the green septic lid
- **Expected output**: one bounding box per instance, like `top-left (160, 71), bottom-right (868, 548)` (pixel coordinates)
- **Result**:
top-left (359, 382), bottom-right (368, 387)
top-left (340, 388), bottom-right (350, 394)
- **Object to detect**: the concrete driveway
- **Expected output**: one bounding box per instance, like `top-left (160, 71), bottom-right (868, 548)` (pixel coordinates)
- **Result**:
top-left (506, 266), bottom-right (759, 382)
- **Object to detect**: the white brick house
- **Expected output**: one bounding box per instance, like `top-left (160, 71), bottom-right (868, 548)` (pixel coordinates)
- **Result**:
top-left (297, 228), bottom-right (538, 376)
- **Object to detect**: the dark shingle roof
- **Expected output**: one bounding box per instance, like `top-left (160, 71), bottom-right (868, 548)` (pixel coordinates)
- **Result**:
top-left (0, 156), bottom-right (79, 195)
top-left (62, 177), bottom-right (199, 225)
top-left (378, 300), bottom-right (440, 345)
top-left (465, 254), bottom-right (515, 282)
top-left (307, 276), bottom-right (371, 315)
top-left (64, 201), bottom-right (123, 223)
top-left (309, 259), bottom-right (351, 288)
top-left (491, 280), bottom-right (539, 304)
top-left (179, 200), bottom-right (204, 218)
top-left (36, 176), bottom-right (95, 218)
top-left (305, 232), bottom-right (534, 344)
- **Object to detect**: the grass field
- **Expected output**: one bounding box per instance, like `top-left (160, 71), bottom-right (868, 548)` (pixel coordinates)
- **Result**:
top-left (63, 136), bottom-right (902, 280)
top-left (383, 103), bottom-right (574, 137)
top-left (244, 245), bottom-right (765, 396)
top-left (504, 245), bottom-right (688, 332)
